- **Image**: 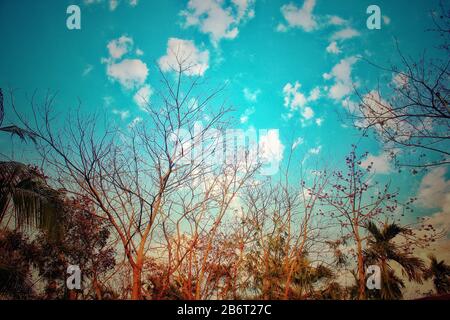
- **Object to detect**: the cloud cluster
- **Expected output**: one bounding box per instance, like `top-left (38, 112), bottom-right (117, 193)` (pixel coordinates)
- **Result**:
top-left (158, 38), bottom-right (210, 76)
top-left (417, 167), bottom-right (450, 211)
top-left (180, 0), bottom-right (255, 46)
top-left (360, 151), bottom-right (393, 174)
top-left (243, 88), bottom-right (261, 102)
top-left (277, 0), bottom-right (317, 32)
top-left (103, 35), bottom-right (152, 114)
top-left (84, 0), bottom-right (138, 11)
top-left (283, 81), bottom-right (320, 121)
top-left (106, 59), bottom-right (148, 89)
top-left (323, 56), bottom-right (359, 101)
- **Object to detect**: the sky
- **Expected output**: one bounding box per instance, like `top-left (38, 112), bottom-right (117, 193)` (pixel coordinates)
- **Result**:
top-left (0, 0), bottom-right (449, 261)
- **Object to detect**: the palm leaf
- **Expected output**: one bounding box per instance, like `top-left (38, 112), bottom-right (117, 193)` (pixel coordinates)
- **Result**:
top-left (366, 221), bottom-right (383, 242)
top-left (0, 161), bottom-right (63, 238)
top-left (382, 223), bottom-right (406, 241)
top-left (0, 125), bottom-right (37, 143)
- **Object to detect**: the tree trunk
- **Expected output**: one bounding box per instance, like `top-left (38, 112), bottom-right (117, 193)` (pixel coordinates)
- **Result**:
top-left (131, 265), bottom-right (142, 300)
top-left (355, 231), bottom-right (366, 300)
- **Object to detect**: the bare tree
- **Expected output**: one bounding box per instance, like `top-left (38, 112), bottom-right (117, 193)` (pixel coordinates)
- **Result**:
top-left (353, 4), bottom-right (449, 169)
top-left (6, 52), bottom-right (246, 299)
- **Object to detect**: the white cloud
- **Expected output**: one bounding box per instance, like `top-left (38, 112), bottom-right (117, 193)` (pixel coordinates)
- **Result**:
top-left (103, 35), bottom-right (149, 90)
top-left (417, 167), bottom-right (450, 210)
top-left (315, 117), bottom-right (323, 126)
top-left (416, 167), bottom-right (450, 240)
top-left (112, 109), bottom-right (130, 120)
top-left (328, 15), bottom-right (346, 26)
top-left (324, 56), bottom-right (359, 100)
top-left (259, 130), bottom-right (285, 164)
top-left (283, 82), bottom-right (307, 109)
top-left (341, 97), bottom-right (358, 113)
top-left (360, 151), bottom-right (393, 174)
top-left (330, 27), bottom-right (360, 41)
top-left (326, 41), bottom-right (341, 54)
top-left (301, 107), bottom-right (314, 120)
top-left (106, 58), bottom-right (149, 89)
top-left (82, 64), bottom-right (93, 76)
top-left (158, 38), bottom-right (209, 76)
top-left (109, 0), bottom-right (119, 11)
top-left (240, 107), bottom-right (255, 124)
top-left (392, 73), bottom-right (409, 88)
top-left (322, 73), bottom-right (332, 80)
top-left (107, 35), bottom-right (133, 59)
top-left (308, 87), bottom-right (320, 101)
top-left (243, 88), bottom-right (261, 102)
top-left (180, 0), bottom-right (255, 45)
top-left (283, 81), bottom-right (319, 121)
top-left (84, 0), bottom-right (138, 11)
top-left (277, 0), bottom-right (317, 32)
top-left (133, 84), bottom-right (153, 110)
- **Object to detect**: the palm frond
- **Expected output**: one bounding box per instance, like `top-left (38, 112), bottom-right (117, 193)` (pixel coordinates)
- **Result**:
top-left (0, 161), bottom-right (63, 238)
top-left (382, 223), bottom-right (406, 241)
top-left (0, 125), bottom-right (37, 143)
top-left (366, 221), bottom-right (384, 241)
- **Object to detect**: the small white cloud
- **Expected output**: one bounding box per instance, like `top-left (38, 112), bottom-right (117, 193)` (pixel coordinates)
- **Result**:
top-left (106, 58), bottom-right (149, 89)
top-left (158, 38), bottom-right (209, 76)
top-left (322, 73), bottom-right (332, 80)
top-left (392, 73), bottom-right (409, 88)
top-left (107, 35), bottom-right (133, 59)
top-left (180, 0), bottom-right (255, 45)
top-left (133, 84), bottom-right (153, 110)
top-left (84, 0), bottom-right (139, 10)
top-left (112, 109), bottom-right (130, 120)
top-left (308, 87), bottom-right (320, 101)
top-left (243, 88), bottom-right (261, 102)
top-left (103, 96), bottom-right (114, 107)
top-left (325, 56), bottom-right (359, 100)
top-left (315, 117), bottom-right (323, 126)
top-left (278, 0), bottom-right (317, 32)
top-left (283, 81), bottom-right (318, 121)
top-left (326, 41), bottom-right (341, 54)
top-left (301, 106), bottom-right (314, 120)
top-left (360, 151), bottom-right (393, 174)
top-left (109, 0), bottom-right (119, 11)
top-left (330, 27), bottom-right (360, 41)
top-left (240, 106), bottom-right (255, 124)
top-left (82, 64), bottom-right (93, 76)
top-left (417, 167), bottom-right (450, 209)
top-left (328, 15), bottom-right (346, 26)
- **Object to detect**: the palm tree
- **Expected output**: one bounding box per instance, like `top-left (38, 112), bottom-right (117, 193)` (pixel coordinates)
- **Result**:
top-left (364, 221), bottom-right (425, 300)
top-left (424, 254), bottom-right (450, 294)
top-left (0, 161), bottom-right (63, 238)
top-left (0, 89), bottom-right (62, 235)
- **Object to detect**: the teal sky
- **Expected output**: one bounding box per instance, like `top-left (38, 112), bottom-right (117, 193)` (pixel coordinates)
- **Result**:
top-left (0, 0), bottom-right (448, 226)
